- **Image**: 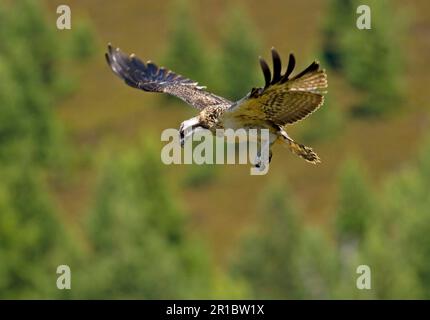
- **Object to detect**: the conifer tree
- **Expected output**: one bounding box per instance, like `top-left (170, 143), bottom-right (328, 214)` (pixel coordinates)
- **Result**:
top-left (163, 0), bottom-right (208, 89)
top-left (0, 0), bottom-right (93, 298)
top-left (231, 184), bottom-right (336, 299)
top-left (216, 6), bottom-right (261, 101)
top-left (334, 159), bottom-right (375, 244)
top-left (79, 143), bottom-right (214, 298)
top-left (322, 0), bottom-right (404, 116)
top-left (0, 166), bottom-right (70, 298)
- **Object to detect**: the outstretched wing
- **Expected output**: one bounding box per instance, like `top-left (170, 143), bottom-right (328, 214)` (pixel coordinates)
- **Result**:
top-left (227, 48), bottom-right (327, 125)
top-left (105, 44), bottom-right (231, 110)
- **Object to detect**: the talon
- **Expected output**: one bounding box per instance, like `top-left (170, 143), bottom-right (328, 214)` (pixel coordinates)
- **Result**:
top-left (254, 155), bottom-right (262, 168)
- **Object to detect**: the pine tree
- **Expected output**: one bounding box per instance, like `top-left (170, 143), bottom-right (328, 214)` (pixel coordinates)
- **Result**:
top-left (231, 183), bottom-right (336, 299)
top-left (321, 0), bottom-right (356, 70)
top-left (370, 138), bottom-right (430, 298)
top-left (0, 166), bottom-right (71, 298)
top-left (163, 0), bottom-right (208, 91)
top-left (77, 142), bottom-right (214, 298)
top-left (0, 0), bottom-right (94, 165)
top-left (322, 0), bottom-right (405, 116)
top-left (0, 0), bottom-right (58, 165)
top-left (215, 6), bottom-right (261, 101)
top-left (0, 0), bottom-right (93, 298)
top-left (334, 159), bottom-right (375, 244)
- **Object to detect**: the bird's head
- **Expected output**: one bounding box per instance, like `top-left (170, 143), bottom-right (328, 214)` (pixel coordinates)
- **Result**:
top-left (179, 116), bottom-right (208, 147)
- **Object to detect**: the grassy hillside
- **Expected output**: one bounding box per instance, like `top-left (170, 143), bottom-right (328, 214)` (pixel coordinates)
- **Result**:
top-left (43, 0), bottom-right (430, 263)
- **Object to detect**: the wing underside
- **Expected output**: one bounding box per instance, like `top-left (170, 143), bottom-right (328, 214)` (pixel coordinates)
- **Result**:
top-left (105, 44), bottom-right (231, 110)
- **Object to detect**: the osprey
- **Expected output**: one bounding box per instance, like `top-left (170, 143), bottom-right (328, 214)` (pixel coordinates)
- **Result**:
top-left (106, 44), bottom-right (327, 170)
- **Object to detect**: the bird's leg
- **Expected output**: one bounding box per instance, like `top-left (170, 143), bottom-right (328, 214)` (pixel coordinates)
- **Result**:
top-left (254, 136), bottom-right (271, 171)
top-left (253, 143), bottom-right (262, 169)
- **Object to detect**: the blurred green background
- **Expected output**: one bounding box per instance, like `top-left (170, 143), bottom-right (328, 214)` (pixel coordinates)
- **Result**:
top-left (0, 0), bottom-right (429, 299)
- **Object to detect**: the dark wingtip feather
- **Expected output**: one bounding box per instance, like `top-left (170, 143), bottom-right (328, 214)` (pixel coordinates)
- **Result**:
top-left (107, 43), bottom-right (114, 60)
top-left (106, 43), bottom-right (113, 65)
top-left (280, 53), bottom-right (296, 83)
top-left (271, 48), bottom-right (282, 84)
top-left (105, 52), bottom-right (111, 67)
top-left (290, 60), bottom-right (320, 80)
top-left (146, 61), bottom-right (158, 76)
top-left (259, 56), bottom-right (271, 88)
top-left (105, 44), bottom-right (135, 84)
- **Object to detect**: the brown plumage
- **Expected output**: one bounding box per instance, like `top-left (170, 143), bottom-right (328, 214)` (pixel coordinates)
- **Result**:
top-left (106, 44), bottom-right (328, 167)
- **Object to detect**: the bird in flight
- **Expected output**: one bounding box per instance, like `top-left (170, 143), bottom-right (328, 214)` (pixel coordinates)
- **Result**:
top-left (106, 44), bottom-right (327, 170)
